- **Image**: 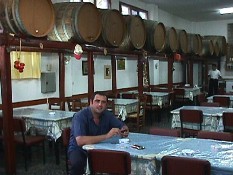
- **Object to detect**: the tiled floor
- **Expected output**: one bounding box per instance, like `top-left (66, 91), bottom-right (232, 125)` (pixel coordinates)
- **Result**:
top-left (0, 111), bottom-right (172, 175)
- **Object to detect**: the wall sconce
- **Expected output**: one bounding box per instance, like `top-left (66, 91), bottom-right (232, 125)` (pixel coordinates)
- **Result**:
top-left (155, 63), bottom-right (158, 69)
top-left (64, 56), bottom-right (71, 65)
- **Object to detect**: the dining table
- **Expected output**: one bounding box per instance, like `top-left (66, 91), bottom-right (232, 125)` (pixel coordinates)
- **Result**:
top-left (121, 90), bottom-right (169, 107)
top-left (170, 106), bottom-right (233, 132)
top-left (83, 132), bottom-right (233, 175)
top-left (8, 107), bottom-right (76, 165)
top-left (174, 86), bottom-right (201, 104)
top-left (110, 98), bottom-right (138, 121)
top-left (207, 95), bottom-right (233, 108)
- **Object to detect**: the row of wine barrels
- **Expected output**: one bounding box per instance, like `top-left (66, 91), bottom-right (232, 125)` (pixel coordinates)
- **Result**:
top-left (0, 0), bottom-right (55, 37)
top-left (0, 1), bottom-right (227, 57)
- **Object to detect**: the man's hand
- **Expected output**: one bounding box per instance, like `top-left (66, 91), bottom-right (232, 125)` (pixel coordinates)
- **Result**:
top-left (106, 128), bottom-right (121, 139)
top-left (120, 126), bottom-right (129, 138)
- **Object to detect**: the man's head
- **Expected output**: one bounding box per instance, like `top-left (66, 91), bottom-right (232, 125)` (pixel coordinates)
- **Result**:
top-left (212, 64), bottom-right (217, 70)
top-left (90, 91), bottom-right (108, 115)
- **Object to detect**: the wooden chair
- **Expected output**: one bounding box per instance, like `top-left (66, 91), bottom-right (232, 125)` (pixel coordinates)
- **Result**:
top-left (222, 112), bottom-right (233, 133)
top-left (0, 118), bottom-right (3, 149)
top-left (213, 96), bottom-right (230, 108)
top-left (149, 127), bottom-right (180, 137)
top-left (88, 149), bottom-right (131, 175)
top-left (67, 97), bottom-right (85, 112)
top-left (122, 93), bottom-right (136, 99)
top-left (173, 88), bottom-right (191, 108)
top-left (145, 94), bottom-right (161, 123)
top-left (62, 127), bottom-right (71, 175)
top-left (107, 99), bottom-right (115, 115)
top-left (161, 91), bottom-right (175, 121)
top-left (197, 130), bottom-right (233, 141)
top-left (48, 97), bottom-right (65, 110)
top-left (197, 93), bottom-right (206, 105)
top-left (13, 118), bottom-right (46, 171)
top-left (162, 156), bottom-right (211, 175)
top-left (180, 109), bottom-right (203, 138)
top-left (200, 102), bottom-right (220, 107)
top-left (127, 94), bottom-right (147, 132)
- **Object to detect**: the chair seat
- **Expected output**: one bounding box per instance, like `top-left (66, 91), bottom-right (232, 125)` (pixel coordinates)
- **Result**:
top-left (14, 135), bottom-right (45, 146)
top-left (128, 113), bottom-right (143, 118)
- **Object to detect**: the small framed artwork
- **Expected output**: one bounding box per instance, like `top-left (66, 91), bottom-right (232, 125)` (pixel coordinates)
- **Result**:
top-left (82, 61), bottom-right (88, 75)
top-left (104, 65), bottom-right (111, 79)
top-left (117, 58), bottom-right (125, 70)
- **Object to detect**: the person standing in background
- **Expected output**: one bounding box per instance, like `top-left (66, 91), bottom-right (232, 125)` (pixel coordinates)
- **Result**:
top-left (208, 64), bottom-right (222, 96)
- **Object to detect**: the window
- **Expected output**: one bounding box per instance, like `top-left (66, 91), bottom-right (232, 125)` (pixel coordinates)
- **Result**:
top-left (119, 2), bottom-right (148, 19)
top-left (70, 0), bottom-right (110, 9)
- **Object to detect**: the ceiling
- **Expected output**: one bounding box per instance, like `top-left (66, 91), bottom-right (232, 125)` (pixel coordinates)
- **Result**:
top-left (139, 0), bottom-right (233, 22)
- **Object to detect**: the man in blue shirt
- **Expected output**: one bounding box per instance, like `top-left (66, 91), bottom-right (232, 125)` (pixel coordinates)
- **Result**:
top-left (68, 91), bottom-right (129, 175)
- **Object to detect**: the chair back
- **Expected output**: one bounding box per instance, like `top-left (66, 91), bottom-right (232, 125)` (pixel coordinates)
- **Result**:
top-left (122, 93), bottom-right (136, 99)
top-left (180, 109), bottom-right (203, 137)
top-left (13, 118), bottom-right (27, 142)
top-left (88, 149), bottom-right (131, 175)
top-left (200, 102), bottom-right (220, 107)
top-left (62, 127), bottom-right (71, 147)
top-left (107, 99), bottom-right (115, 114)
top-left (222, 112), bottom-right (233, 132)
top-left (174, 88), bottom-right (185, 98)
top-left (197, 130), bottom-right (233, 141)
top-left (213, 96), bottom-right (230, 108)
top-left (149, 127), bottom-right (180, 137)
top-left (197, 93), bottom-right (206, 105)
top-left (48, 97), bottom-right (65, 110)
top-left (162, 156), bottom-right (211, 175)
top-left (62, 127), bottom-right (71, 174)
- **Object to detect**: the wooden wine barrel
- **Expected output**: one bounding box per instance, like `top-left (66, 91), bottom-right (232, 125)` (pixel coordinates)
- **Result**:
top-left (197, 34), bottom-right (203, 56)
top-left (213, 41), bottom-right (220, 57)
top-left (95, 9), bottom-right (126, 47)
top-left (203, 35), bottom-right (227, 56)
top-left (0, 0), bottom-right (55, 37)
top-left (143, 20), bottom-right (166, 52)
top-left (177, 29), bottom-right (188, 54)
top-left (120, 15), bottom-right (146, 50)
top-left (187, 33), bottom-right (199, 55)
top-left (164, 27), bottom-right (178, 53)
top-left (201, 39), bottom-right (214, 56)
top-left (48, 2), bottom-right (101, 43)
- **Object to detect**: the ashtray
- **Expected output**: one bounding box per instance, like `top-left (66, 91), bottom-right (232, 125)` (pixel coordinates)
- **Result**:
top-left (49, 111), bottom-right (55, 115)
top-left (119, 138), bottom-right (130, 144)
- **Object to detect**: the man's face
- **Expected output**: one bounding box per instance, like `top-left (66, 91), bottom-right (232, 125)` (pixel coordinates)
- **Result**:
top-left (212, 65), bottom-right (216, 70)
top-left (91, 94), bottom-right (107, 114)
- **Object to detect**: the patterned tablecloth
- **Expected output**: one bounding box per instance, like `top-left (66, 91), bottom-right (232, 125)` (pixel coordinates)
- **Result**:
top-left (112, 98), bottom-right (138, 121)
top-left (171, 106), bottom-right (233, 132)
top-left (84, 132), bottom-right (233, 175)
top-left (12, 108), bottom-right (75, 141)
top-left (143, 92), bottom-right (169, 107)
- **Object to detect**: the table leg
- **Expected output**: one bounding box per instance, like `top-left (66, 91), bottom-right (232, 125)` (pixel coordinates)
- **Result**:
top-left (54, 139), bottom-right (60, 165)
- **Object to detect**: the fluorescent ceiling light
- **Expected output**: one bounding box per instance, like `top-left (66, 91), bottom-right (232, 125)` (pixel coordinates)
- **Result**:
top-left (219, 7), bottom-right (233, 15)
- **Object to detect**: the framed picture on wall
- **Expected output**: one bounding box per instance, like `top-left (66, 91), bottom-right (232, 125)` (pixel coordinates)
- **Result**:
top-left (117, 58), bottom-right (125, 70)
top-left (104, 65), bottom-right (111, 79)
top-left (82, 61), bottom-right (88, 75)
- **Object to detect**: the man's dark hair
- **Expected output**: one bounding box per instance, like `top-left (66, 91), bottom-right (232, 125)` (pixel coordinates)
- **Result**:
top-left (92, 91), bottom-right (108, 101)
top-left (212, 63), bottom-right (217, 67)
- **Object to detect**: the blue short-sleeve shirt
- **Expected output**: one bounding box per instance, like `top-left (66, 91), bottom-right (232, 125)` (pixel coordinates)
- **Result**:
top-left (68, 107), bottom-right (125, 153)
